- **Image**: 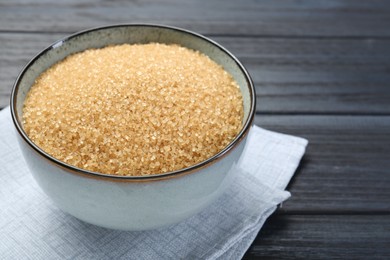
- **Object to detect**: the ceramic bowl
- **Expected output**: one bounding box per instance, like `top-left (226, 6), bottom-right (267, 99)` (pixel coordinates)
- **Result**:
top-left (10, 24), bottom-right (256, 231)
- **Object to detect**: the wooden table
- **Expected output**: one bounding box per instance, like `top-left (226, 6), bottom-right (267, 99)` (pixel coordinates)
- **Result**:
top-left (1, 1), bottom-right (389, 259)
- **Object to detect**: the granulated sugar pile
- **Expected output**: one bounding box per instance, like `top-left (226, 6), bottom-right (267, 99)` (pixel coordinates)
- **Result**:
top-left (23, 43), bottom-right (243, 176)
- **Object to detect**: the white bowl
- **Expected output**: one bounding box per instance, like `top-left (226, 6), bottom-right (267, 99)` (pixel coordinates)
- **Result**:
top-left (10, 24), bottom-right (256, 231)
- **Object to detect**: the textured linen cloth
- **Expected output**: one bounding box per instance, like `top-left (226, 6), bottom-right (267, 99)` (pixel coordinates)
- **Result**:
top-left (0, 106), bottom-right (308, 259)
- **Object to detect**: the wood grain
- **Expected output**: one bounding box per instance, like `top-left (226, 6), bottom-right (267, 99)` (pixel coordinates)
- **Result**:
top-left (1, 0), bottom-right (390, 37)
top-left (2, 33), bottom-right (390, 114)
top-left (243, 215), bottom-right (390, 259)
top-left (255, 115), bottom-right (390, 212)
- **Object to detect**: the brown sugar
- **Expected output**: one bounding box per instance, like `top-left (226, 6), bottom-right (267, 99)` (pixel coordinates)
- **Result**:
top-left (22, 43), bottom-right (243, 176)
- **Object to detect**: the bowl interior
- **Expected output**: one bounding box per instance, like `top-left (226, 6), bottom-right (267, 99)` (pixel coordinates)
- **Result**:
top-left (12, 24), bottom-right (255, 178)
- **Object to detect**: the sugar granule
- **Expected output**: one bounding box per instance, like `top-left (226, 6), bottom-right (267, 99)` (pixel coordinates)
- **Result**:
top-left (23, 43), bottom-right (243, 176)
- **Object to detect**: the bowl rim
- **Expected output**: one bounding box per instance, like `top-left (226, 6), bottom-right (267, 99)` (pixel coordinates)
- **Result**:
top-left (10, 23), bottom-right (256, 182)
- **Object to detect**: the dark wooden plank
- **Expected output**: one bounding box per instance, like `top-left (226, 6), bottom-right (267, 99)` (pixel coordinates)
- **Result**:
top-left (255, 115), bottom-right (390, 213)
top-left (243, 215), bottom-right (390, 259)
top-left (0, 0), bottom-right (390, 37)
top-left (1, 33), bottom-right (390, 113)
top-left (0, 33), bottom-right (65, 108)
top-left (222, 37), bottom-right (390, 115)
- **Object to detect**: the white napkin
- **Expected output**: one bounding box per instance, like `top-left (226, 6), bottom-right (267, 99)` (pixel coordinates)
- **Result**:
top-left (0, 106), bottom-right (307, 259)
